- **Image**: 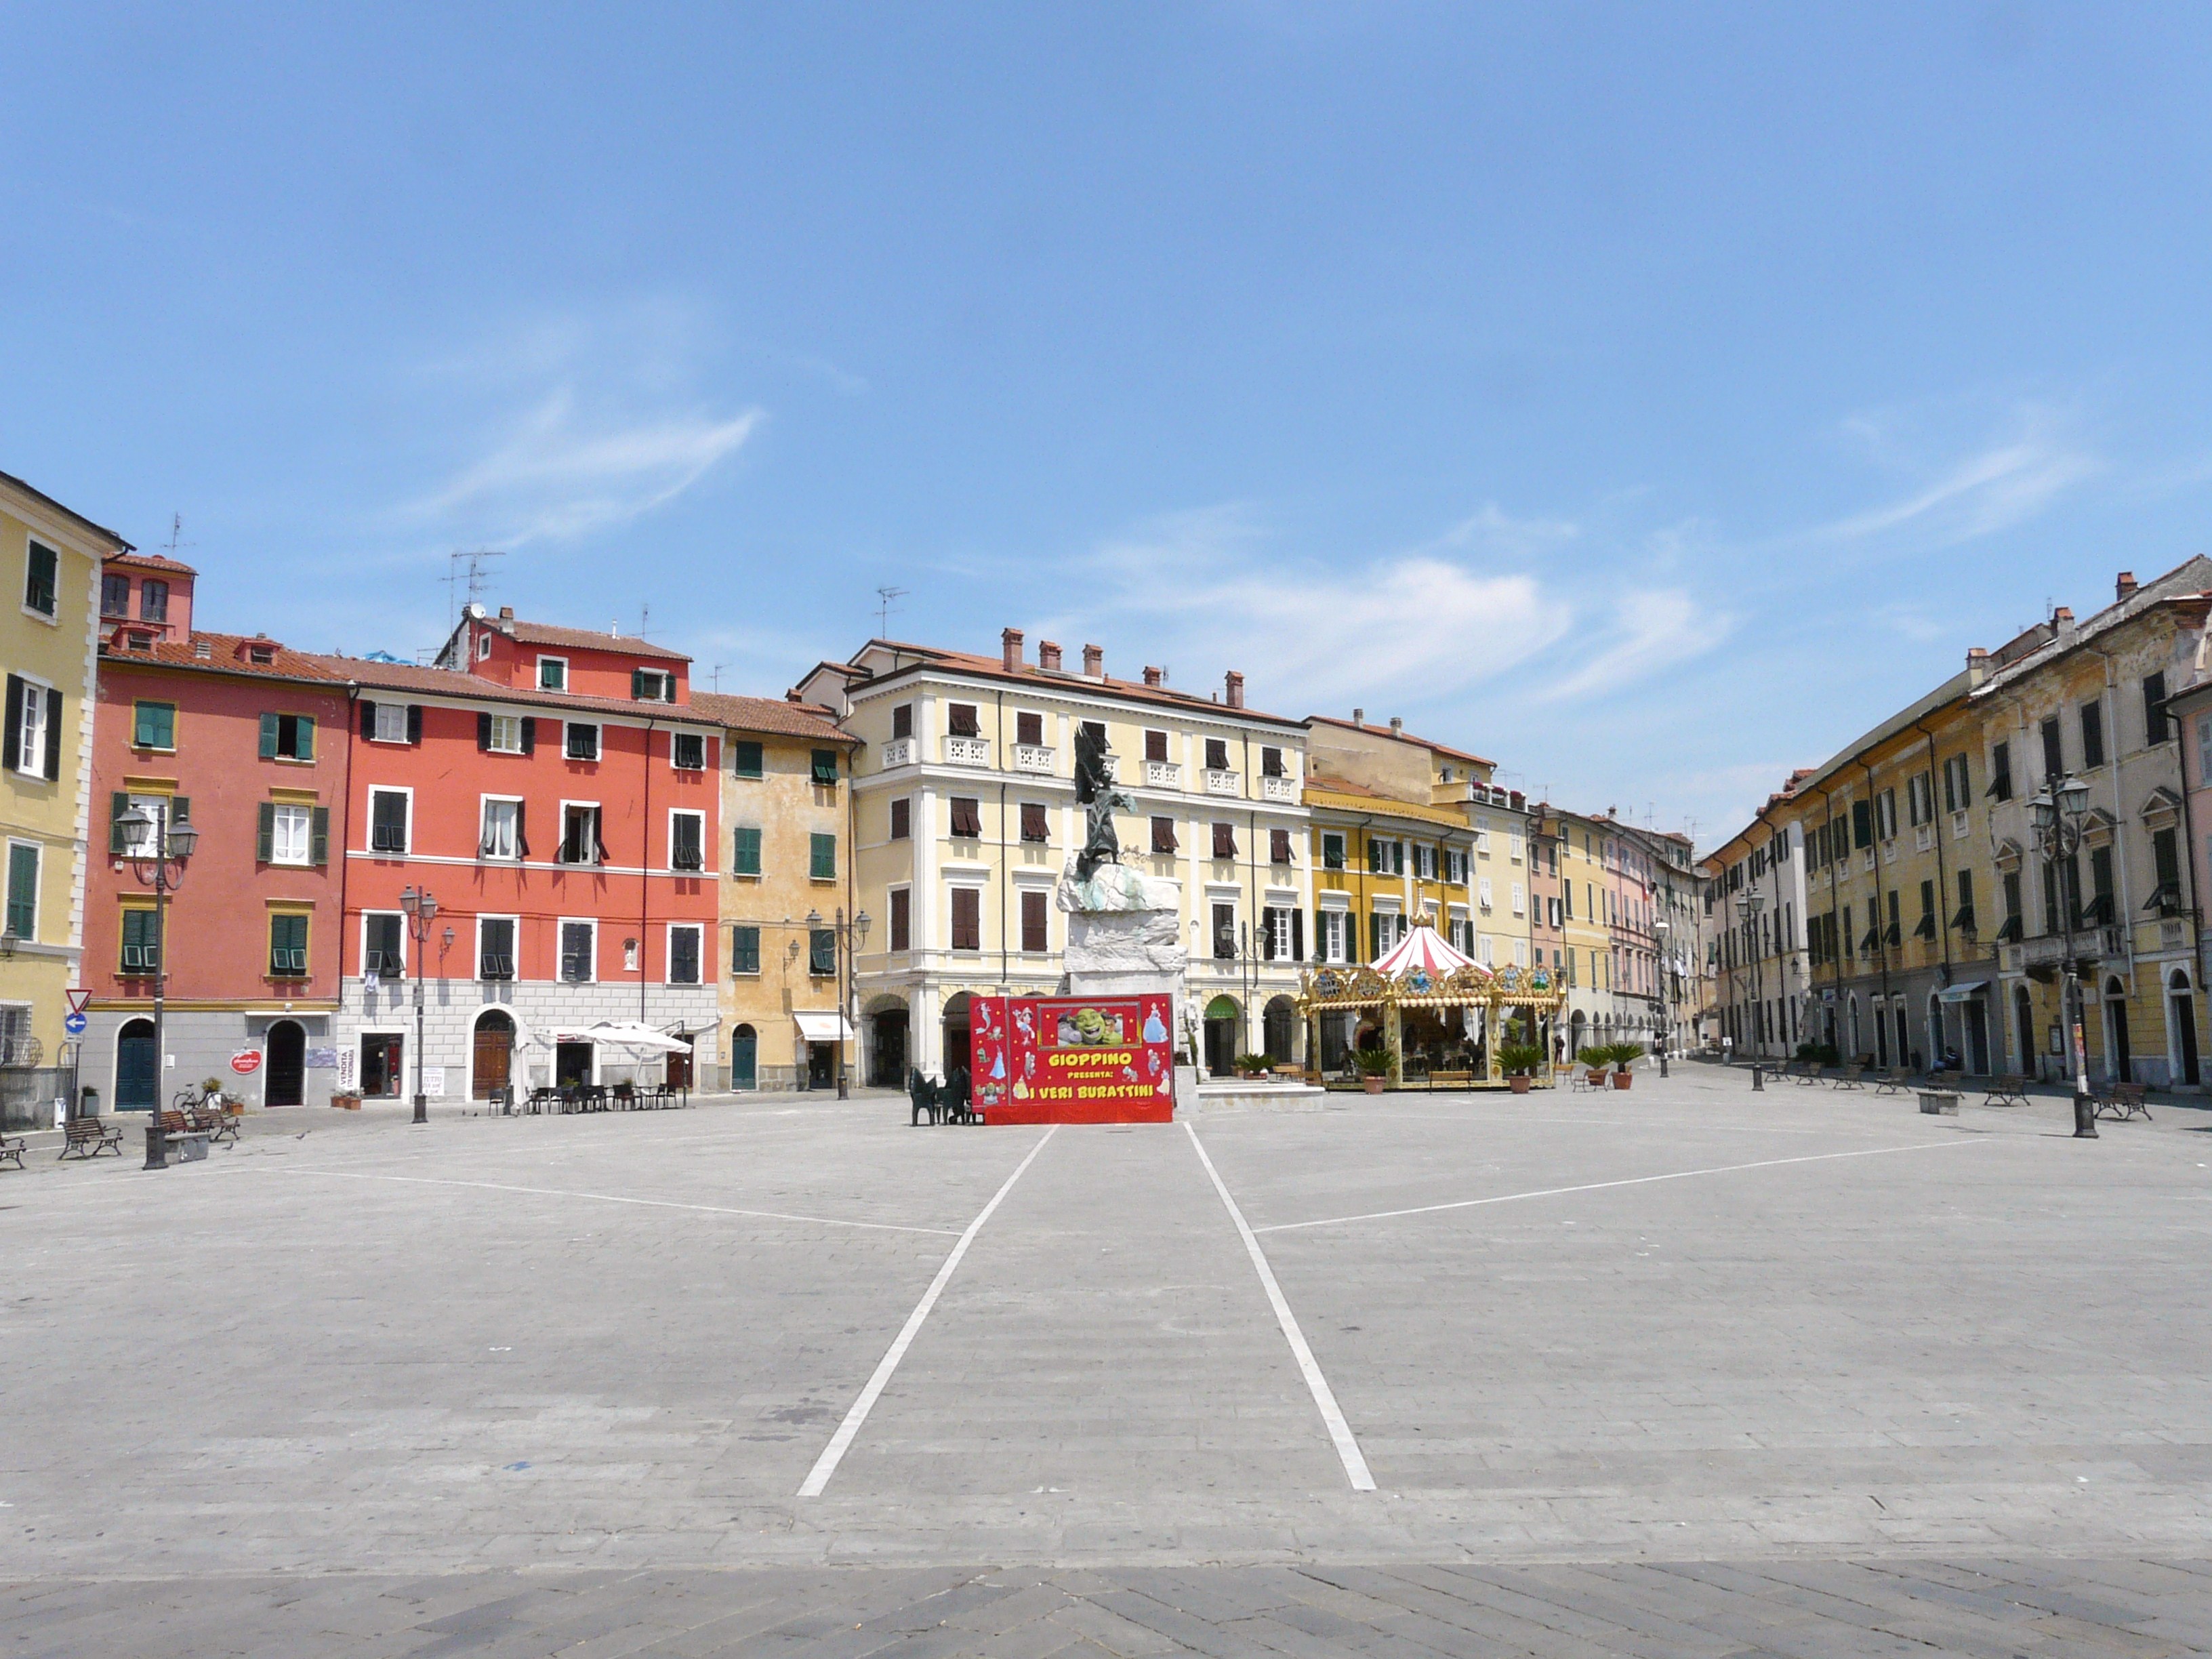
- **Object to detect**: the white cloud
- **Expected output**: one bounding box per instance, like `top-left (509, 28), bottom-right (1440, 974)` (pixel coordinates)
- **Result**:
top-left (416, 390), bottom-right (762, 544)
top-left (1542, 589), bottom-right (1729, 701)
top-left (1815, 405), bottom-right (2100, 547)
top-left (1078, 508), bottom-right (1574, 712)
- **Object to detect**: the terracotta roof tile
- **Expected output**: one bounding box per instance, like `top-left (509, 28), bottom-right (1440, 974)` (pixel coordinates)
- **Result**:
top-left (840, 640), bottom-right (1305, 730)
top-left (506, 619), bottom-right (689, 661)
top-left (103, 550), bottom-right (197, 576)
top-left (1304, 714), bottom-right (1494, 769)
top-left (688, 691), bottom-right (853, 743)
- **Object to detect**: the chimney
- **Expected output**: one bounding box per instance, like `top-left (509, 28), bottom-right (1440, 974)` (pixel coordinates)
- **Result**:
top-left (1351, 707), bottom-right (1364, 726)
top-left (1001, 627), bottom-right (1024, 673)
top-left (1038, 640), bottom-right (1063, 672)
top-left (1142, 666), bottom-right (1162, 687)
top-left (2053, 606), bottom-right (2075, 630)
top-left (1082, 643), bottom-right (1105, 679)
top-left (2116, 571), bottom-right (2139, 603)
top-left (498, 606), bottom-right (514, 621)
top-left (1389, 716), bottom-right (1404, 737)
top-left (1225, 670), bottom-right (1245, 709)
top-left (1966, 645), bottom-right (1990, 687)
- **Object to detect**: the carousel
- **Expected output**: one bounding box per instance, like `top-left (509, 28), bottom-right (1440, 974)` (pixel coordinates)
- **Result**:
top-left (1296, 914), bottom-right (1568, 1087)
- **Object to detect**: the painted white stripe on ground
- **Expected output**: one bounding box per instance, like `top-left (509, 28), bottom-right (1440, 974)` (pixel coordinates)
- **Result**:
top-left (283, 1168), bottom-right (960, 1235)
top-left (1254, 1138), bottom-right (1984, 1233)
top-left (1185, 1121), bottom-right (1376, 1494)
top-left (798, 1126), bottom-right (1059, 1498)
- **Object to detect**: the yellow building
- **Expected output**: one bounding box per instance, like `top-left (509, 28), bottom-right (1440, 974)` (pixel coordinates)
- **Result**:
top-left (694, 692), bottom-right (857, 1092)
top-left (0, 470), bottom-right (126, 1124)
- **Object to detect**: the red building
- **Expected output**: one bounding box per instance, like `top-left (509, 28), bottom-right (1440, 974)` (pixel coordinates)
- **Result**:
top-left (331, 606), bottom-right (722, 1101)
top-left (85, 554), bottom-right (353, 1110)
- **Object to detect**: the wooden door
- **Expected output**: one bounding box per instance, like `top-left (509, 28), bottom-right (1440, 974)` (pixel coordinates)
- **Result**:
top-left (474, 1015), bottom-right (513, 1098)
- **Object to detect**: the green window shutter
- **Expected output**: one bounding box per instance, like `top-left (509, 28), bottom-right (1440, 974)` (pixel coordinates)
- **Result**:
top-left (170, 795), bottom-right (189, 825)
top-left (809, 833), bottom-right (835, 880)
top-left (296, 717), bottom-right (314, 761)
top-left (733, 826), bottom-right (762, 876)
top-left (259, 712), bottom-right (279, 758)
top-left (109, 791), bottom-right (130, 855)
top-left (7, 844), bottom-right (37, 937)
top-left (733, 740), bottom-right (762, 779)
top-left (257, 802), bottom-right (275, 863)
top-left (2, 676), bottom-right (20, 772)
top-left (311, 806), bottom-right (330, 865)
top-left (731, 924), bottom-right (760, 975)
top-left (811, 748), bottom-right (838, 784)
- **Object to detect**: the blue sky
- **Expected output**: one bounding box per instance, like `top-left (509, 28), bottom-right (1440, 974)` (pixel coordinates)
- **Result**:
top-left (7, 3), bottom-right (2212, 847)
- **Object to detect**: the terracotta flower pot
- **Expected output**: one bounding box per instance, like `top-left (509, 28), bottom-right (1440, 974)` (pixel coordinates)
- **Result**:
top-left (1361, 1077), bottom-right (1386, 1094)
top-left (1509, 1075), bottom-right (1531, 1094)
top-left (1612, 1070), bottom-right (1633, 1090)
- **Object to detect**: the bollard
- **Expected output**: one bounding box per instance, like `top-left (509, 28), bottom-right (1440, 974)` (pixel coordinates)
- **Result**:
top-left (1751, 1064), bottom-right (1763, 1091)
top-left (2072, 1089), bottom-right (2097, 1139)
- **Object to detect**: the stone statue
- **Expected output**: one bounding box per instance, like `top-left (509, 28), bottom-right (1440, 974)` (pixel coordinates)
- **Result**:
top-left (1073, 722), bottom-right (1134, 883)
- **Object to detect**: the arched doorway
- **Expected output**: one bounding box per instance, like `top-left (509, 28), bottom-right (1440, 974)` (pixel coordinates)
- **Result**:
top-left (2104, 975), bottom-right (2132, 1082)
top-left (730, 1023), bottom-right (757, 1090)
top-left (265, 1019), bottom-right (306, 1107)
top-left (867, 999), bottom-right (909, 1087)
top-left (116, 1018), bottom-right (157, 1111)
top-left (2015, 983), bottom-right (2036, 1078)
top-left (1203, 995), bottom-right (1241, 1078)
top-left (472, 1009), bottom-right (515, 1100)
top-left (941, 994), bottom-right (971, 1080)
top-left (2169, 969), bottom-right (2200, 1086)
top-left (1568, 1009), bottom-right (1586, 1059)
top-left (1262, 996), bottom-right (1297, 1065)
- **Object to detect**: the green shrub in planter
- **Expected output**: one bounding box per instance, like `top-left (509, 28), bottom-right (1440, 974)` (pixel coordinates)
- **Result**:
top-left (1575, 1046), bottom-right (1612, 1068)
top-left (1351, 1048), bottom-right (1396, 1078)
top-left (1496, 1043), bottom-right (1547, 1077)
top-left (1234, 1052), bottom-right (1273, 1075)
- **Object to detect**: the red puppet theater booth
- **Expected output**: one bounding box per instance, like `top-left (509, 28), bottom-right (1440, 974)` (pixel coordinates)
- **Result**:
top-left (968, 992), bottom-right (1176, 1124)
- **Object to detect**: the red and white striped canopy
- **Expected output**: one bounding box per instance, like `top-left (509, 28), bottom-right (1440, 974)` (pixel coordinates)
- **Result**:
top-left (1370, 922), bottom-right (1483, 978)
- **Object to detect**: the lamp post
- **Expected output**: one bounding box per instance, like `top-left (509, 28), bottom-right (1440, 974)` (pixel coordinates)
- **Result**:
top-left (807, 906), bottom-right (872, 1097)
top-left (1654, 918), bottom-right (1673, 1077)
top-left (2028, 775), bottom-right (2097, 1138)
top-left (116, 801), bottom-right (199, 1168)
top-left (1736, 890), bottom-right (1767, 1063)
top-left (398, 886), bottom-right (438, 1126)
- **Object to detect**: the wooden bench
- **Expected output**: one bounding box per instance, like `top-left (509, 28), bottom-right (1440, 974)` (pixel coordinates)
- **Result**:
top-left (1566, 1063), bottom-right (1597, 1093)
top-left (2093, 1081), bottom-right (2152, 1122)
top-left (1983, 1073), bottom-right (2031, 1107)
top-left (1427, 1069), bottom-right (1474, 1090)
top-left (1831, 1063), bottom-right (1867, 1090)
top-left (1792, 1061), bottom-right (1823, 1085)
top-left (0, 1133), bottom-right (23, 1170)
top-left (1927, 1069), bottom-right (1965, 1093)
top-left (60, 1117), bottom-right (122, 1158)
top-left (184, 1103), bottom-right (239, 1143)
top-left (1873, 1068), bottom-right (1912, 1095)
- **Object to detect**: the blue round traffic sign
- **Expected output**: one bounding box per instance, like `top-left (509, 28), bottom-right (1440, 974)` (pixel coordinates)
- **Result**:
top-left (62, 1012), bottom-right (87, 1036)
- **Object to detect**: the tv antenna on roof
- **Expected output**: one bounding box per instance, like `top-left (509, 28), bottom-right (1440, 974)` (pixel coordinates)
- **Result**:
top-left (443, 548), bottom-right (504, 632)
top-left (161, 513), bottom-right (194, 562)
top-left (875, 586), bottom-right (907, 636)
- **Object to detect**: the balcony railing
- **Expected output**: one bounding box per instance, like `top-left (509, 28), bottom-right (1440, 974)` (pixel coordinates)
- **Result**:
top-left (1145, 759), bottom-right (1182, 789)
top-left (2020, 926), bottom-right (2127, 969)
top-left (1261, 773), bottom-right (1296, 802)
top-left (1203, 768), bottom-right (1240, 797)
top-left (943, 735), bottom-right (991, 766)
top-left (879, 737), bottom-right (916, 769)
top-left (1012, 743), bottom-right (1055, 775)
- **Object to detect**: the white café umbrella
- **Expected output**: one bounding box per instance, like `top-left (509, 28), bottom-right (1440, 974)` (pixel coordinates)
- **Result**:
top-left (534, 1021), bottom-right (692, 1054)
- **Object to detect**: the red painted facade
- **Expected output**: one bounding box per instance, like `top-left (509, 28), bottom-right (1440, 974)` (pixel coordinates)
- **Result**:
top-left (87, 639), bottom-right (351, 1004)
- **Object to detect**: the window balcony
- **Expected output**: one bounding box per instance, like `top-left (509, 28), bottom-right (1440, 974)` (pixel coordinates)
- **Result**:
top-left (1145, 759), bottom-right (1182, 789)
top-left (1260, 773), bottom-right (1297, 803)
top-left (1203, 768), bottom-right (1240, 797)
top-left (1012, 743), bottom-right (1056, 775)
top-left (943, 735), bottom-right (991, 767)
top-left (880, 737), bottom-right (916, 769)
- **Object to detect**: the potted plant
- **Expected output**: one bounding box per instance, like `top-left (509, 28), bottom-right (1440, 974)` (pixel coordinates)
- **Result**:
top-left (1607, 1042), bottom-right (1645, 1089)
top-left (1352, 1048), bottom-right (1395, 1093)
top-left (1235, 1052), bottom-right (1273, 1081)
top-left (1497, 1042), bottom-right (1547, 1094)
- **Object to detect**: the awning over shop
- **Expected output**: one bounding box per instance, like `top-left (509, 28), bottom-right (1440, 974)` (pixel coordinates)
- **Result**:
top-left (537, 1021), bottom-right (691, 1052)
top-left (1936, 981), bottom-right (1990, 1004)
top-left (793, 1011), bottom-right (854, 1044)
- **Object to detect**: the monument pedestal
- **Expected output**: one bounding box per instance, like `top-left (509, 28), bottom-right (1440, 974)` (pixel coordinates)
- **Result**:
top-left (1058, 864), bottom-right (1193, 1118)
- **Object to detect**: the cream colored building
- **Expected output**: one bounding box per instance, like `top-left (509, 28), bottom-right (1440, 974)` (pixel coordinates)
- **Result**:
top-left (797, 632), bottom-right (1310, 1082)
top-left (693, 692), bottom-right (857, 1092)
top-left (0, 471), bottom-right (125, 1125)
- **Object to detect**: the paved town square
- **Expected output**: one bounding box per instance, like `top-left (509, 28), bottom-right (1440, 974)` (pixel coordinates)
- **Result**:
top-left (5, 1069), bottom-right (2209, 1653)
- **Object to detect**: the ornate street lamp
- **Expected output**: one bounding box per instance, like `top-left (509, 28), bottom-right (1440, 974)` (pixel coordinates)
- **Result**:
top-left (1736, 889), bottom-right (1767, 1065)
top-left (2026, 774), bottom-right (2096, 1137)
top-left (115, 801), bottom-right (200, 1168)
top-left (398, 885), bottom-right (438, 1126)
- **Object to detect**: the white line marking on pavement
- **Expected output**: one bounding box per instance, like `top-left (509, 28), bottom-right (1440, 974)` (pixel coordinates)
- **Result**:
top-left (1254, 1139), bottom-right (1986, 1233)
top-left (1185, 1122), bottom-right (1376, 1493)
top-left (281, 1169), bottom-right (961, 1235)
top-left (798, 1126), bottom-right (1059, 1498)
